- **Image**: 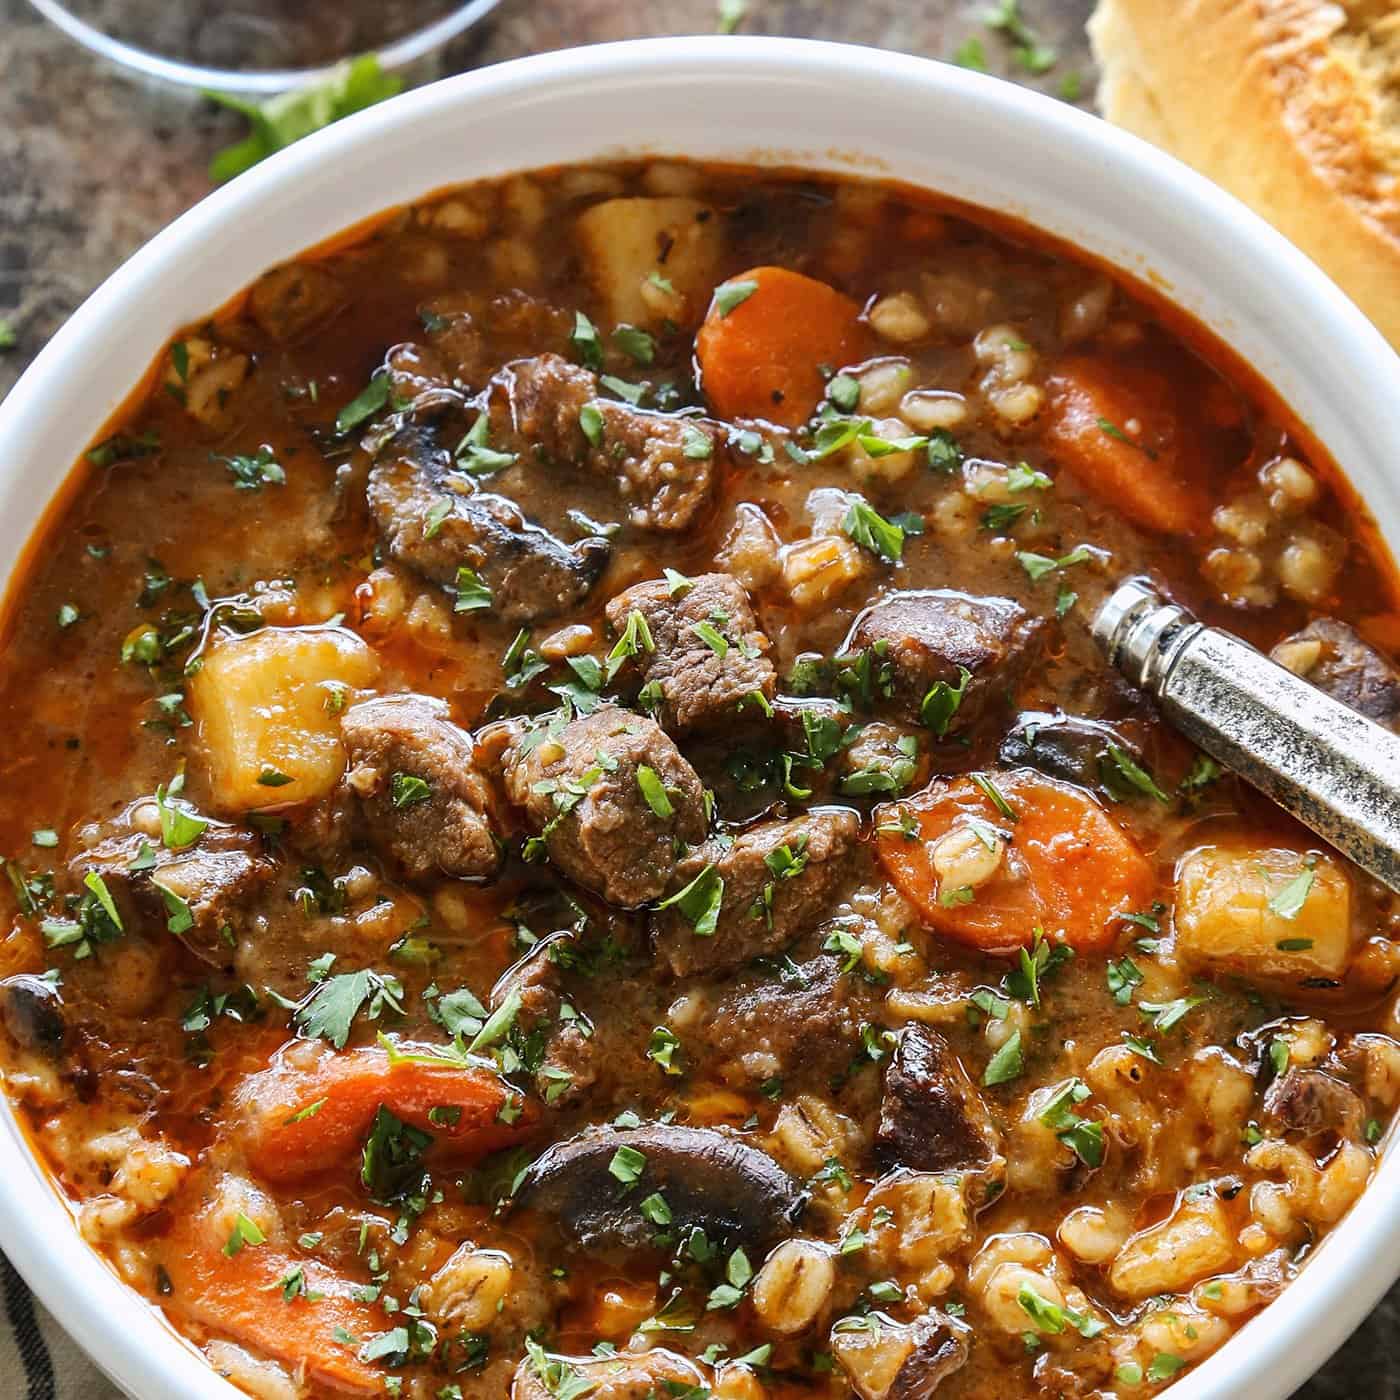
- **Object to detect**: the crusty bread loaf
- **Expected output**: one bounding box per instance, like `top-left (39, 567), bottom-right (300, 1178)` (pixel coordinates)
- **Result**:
top-left (1089, 0), bottom-right (1400, 348)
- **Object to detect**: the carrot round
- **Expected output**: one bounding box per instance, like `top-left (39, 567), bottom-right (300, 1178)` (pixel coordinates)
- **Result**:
top-left (875, 769), bottom-right (1155, 955)
top-left (235, 1046), bottom-right (538, 1182)
top-left (695, 265), bottom-right (869, 428)
top-left (162, 1189), bottom-right (389, 1395)
top-left (1043, 354), bottom-right (1210, 534)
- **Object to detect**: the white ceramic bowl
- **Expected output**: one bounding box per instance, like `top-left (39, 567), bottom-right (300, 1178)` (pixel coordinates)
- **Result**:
top-left (2, 35), bottom-right (1398, 1400)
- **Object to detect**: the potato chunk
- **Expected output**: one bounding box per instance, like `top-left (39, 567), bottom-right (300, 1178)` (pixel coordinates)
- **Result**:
top-left (190, 626), bottom-right (379, 813)
top-left (575, 197), bottom-right (723, 328)
top-left (1174, 844), bottom-right (1353, 980)
top-left (1108, 1193), bottom-right (1235, 1299)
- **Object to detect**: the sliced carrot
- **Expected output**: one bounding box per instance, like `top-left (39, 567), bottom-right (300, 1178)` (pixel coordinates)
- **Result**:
top-left (875, 769), bottom-right (1156, 955)
top-left (162, 1189), bottom-right (389, 1395)
top-left (235, 1046), bottom-right (538, 1183)
top-left (695, 265), bottom-right (869, 428)
top-left (1042, 353), bottom-right (1210, 534)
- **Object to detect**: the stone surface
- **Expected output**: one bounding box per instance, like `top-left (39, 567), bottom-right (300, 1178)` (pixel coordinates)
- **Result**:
top-left (0, 0), bottom-right (1389, 1396)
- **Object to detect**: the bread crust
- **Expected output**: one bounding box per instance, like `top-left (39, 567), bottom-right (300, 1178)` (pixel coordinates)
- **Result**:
top-left (1089, 0), bottom-right (1400, 347)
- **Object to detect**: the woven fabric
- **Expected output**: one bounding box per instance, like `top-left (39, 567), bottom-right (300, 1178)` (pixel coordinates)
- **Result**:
top-left (1, 1255), bottom-right (118, 1399)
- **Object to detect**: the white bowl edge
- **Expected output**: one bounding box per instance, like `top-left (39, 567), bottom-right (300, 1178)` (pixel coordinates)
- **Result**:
top-left (1, 35), bottom-right (1399, 1400)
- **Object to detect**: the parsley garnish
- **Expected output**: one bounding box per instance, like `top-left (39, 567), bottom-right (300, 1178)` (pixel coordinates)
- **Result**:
top-left (222, 1213), bottom-right (266, 1257)
top-left (842, 495), bottom-right (913, 563)
top-left (983, 1029), bottom-right (1023, 1086)
top-left (334, 371), bottom-right (391, 436)
top-left (714, 279), bottom-right (759, 316)
top-left (636, 766), bottom-right (674, 820)
top-left (218, 446), bottom-right (285, 490)
top-left (294, 967), bottom-right (404, 1048)
top-left (390, 773), bottom-right (431, 808)
top-left (1267, 856), bottom-right (1317, 919)
top-left (655, 863), bottom-right (724, 937)
top-left (206, 55), bottom-right (402, 183)
top-left (453, 566), bottom-right (492, 613)
top-left (920, 665), bottom-right (971, 736)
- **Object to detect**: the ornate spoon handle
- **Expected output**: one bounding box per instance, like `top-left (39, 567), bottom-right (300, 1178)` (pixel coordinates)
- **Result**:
top-left (1093, 578), bottom-right (1400, 894)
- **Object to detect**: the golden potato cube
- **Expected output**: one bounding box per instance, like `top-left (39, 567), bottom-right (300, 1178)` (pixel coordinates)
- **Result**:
top-left (190, 626), bottom-right (378, 812)
top-left (1174, 844), bottom-right (1353, 980)
top-left (1108, 1194), bottom-right (1235, 1299)
top-left (575, 197), bottom-right (723, 328)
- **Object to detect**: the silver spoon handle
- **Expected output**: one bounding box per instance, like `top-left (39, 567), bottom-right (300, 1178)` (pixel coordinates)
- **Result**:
top-left (1093, 578), bottom-right (1400, 894)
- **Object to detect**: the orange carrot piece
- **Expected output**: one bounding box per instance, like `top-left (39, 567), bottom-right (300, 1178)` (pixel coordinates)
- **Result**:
top-left (1042, 354), bottom-right (1210, 534)
top-left (875, 769), bottom-right (1156, 955)
top-left (236, 1047), bottom-right (537, 1183)
top-left (695, 265), bottom-right (869, 428)
top-left (163, 1197), bottom-right (389, 1395)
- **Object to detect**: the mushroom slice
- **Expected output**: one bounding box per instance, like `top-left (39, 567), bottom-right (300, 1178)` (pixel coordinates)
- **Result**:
top-left (0, 974), bottom-right (66, 1058)
top-left (512, 1124), bottom-right (806, 1253)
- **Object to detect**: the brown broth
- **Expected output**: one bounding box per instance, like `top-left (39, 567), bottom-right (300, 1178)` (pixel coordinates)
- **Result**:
top-left (0, 160), bottom-right (1398, 1399)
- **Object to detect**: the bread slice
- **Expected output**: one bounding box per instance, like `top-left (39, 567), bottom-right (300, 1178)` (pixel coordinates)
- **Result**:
top-left (1089, 0), bottom-right (1400, 348)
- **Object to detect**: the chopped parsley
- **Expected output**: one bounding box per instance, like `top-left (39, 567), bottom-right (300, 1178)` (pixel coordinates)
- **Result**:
top-left (1101, 744), bottom-right (1169, 803)
top-left (1138, 991), bottom-right (1206, 1034)
top-left (1037, 1078), bottom-right (1104, 1167)
top-left (334, 371), bottom-right (391, 436)
top-left (390, 773), bottom-right (432, 808)
top-left (714, 279), bottom-right (759, 316)
top-left (570, 311), bottom-right (603, 369)
top-left (645, 1025), bottom-right (683, 1075)
top-left (294, 967), bottom-right (405, 1049)
top-left (1097, 415), bottom-right (1158, 458)
top-left (920, 665), bottom-right (971, 737)
top-left (453, 566), bottom-right (492, 613)
top-left (222, 1212), bottom-right (266, 1257)
top-left (636, 766), bottom-right (674, 820)
top-left (655, 863), bottom-right (724, 937)
top-left (1017, 545), bottom-right (1093, 581)
top-left (1267, 856), bottom-right (1318, 919)
top-left (579, 402), bottom-right (605, 447)
top-left (606, 608), bottom-right (655, 680)
top-left (218, 446), bottom-right (285, 490)
top-left (983, 1030), bottom-right (1023, 1086)
top-left (608, 1145), bottom-right (647, 1185)
top-left (843, 495), bottom-right (913, 563)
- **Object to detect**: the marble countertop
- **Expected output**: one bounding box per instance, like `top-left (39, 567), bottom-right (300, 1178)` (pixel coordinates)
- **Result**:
top-left (0, 0), bottom-right (1391, 1395)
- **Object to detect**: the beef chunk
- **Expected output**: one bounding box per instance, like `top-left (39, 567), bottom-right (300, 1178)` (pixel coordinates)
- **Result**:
top-left (502, 707), bottom-right (707, 908)
top-left (500, 354), bottom-right (717, 532)
top-left (1264, 1067), bottom-right (1364, 1139)
top-left (605, 573), bottom-right (777, 734)
top-left (842, 589), bottom-right (1039, 730)
top-left (73, 824), bottom-right (273, 966)
top-left (651, 808), bottom-right (860, 977)
top-left (999, 710), bottom-right (1142, 795)
top-left (368, 387), bottom-right (611, 624)
top-left (489, 937), bottom-right (601, 1107)
top-left (1271, 617), bottom-right (1400, 730)
top-left (697, 952), bottom-right (866, 1085)
top-left (418, 291), bottom-right (571, 387)
top-left (341, 693), bottom-right (501, 883)
top-left (876, 1027), bottom-right (1000, 1173)
top-left (831, 1308), bottom-right (970, 1400)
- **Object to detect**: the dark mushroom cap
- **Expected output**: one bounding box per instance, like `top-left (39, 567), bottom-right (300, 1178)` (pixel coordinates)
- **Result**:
top-left (0, 974), bottom-right (65, 1057)
top-left (512, 1123), bottom-right (807, 1254)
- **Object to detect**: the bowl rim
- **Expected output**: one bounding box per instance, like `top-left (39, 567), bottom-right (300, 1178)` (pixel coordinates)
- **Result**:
top-left (2, 34), bottom-right (1399, 1400)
